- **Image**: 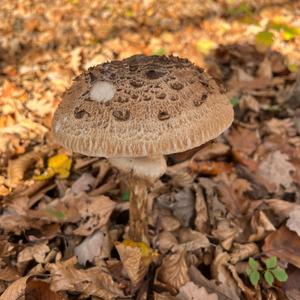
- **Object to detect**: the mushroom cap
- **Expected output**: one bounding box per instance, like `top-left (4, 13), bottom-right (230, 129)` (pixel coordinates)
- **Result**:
top-left (52, 55), bottom-right (234, 158)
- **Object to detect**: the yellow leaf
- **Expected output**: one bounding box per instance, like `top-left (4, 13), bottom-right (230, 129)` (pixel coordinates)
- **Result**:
top-left (116, 240), bottom-right (158, 285)
top-left (34, 154), bottom-right (72, 180)
top-left (123, 239), bottom-right (154, 257)
top-left (33, 169), bottom-right (55, 180)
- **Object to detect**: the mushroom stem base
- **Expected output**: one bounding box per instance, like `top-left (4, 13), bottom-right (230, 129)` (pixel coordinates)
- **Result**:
top-left (127, 176), bottom-right (149, 244)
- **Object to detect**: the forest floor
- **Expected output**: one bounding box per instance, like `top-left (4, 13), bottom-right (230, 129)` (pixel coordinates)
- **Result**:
top-left (1, 0), bottom-right (300, 299)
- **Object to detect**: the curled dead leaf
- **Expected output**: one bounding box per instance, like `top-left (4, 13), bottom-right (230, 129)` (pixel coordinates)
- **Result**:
top-left (75, 230), bottom-right (110, 265)
top-left (0, 276), bottom-right (65, 300)
top-left (263, 226), bottom-right (300, 268)
top-left (158, 249), bottom-right (189, 289)
top-left (230, 243), bottom-right (259, 264)
top-left (257, 151), bottom-right (295, 192)
top-left (286, 207), bottom-right (300, 237)
top-left (115, 240), bottom-right (158, 285)
top-left (7, 151), bottom-right (42, 187)
top-left (18, 240), bottom-right (50, 265)
top-left (178, 281), bottom-right (218, 300)
top-left (47, 257), bottom-right (124, 299)
top-left (188, 265), bottom-right (240, 300)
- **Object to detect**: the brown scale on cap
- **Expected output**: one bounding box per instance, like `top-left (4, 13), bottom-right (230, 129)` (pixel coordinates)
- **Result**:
top-left (52, 54), bottom-right (234, 158)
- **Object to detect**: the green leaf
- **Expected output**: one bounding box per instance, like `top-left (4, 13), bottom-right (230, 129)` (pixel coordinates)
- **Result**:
top-left (245, 267), bottom-right (252, 276)
top-left (46, 207), bottom-right (65, 220)
top-left (265, 256), bottom-right (277, 269)
top-left (230, 96), bottom-right (240, 107)
top-left (249, 270), bottom-right (260, 286)
top-left (121, 191), bottom-right (130, 201)
top-left (272, 267), bottom-right (288, 282)
top-left (255, 31), bottom-right (274, 48)
top-left (248, 257), bottom-right (258, 270)
top-left (264, 270), bottom-right (274, 286)
top-left (152, 48), bottom-right (166, 56)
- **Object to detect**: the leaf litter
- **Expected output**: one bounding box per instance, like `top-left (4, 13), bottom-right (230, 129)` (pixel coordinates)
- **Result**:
top-left (1, 0), bottom-right (300, 299)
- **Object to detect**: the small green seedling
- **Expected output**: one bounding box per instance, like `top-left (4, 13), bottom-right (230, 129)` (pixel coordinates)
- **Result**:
top-left (121, 191), bottom-right (130, 201)
top-left (230, 96), bottom-right (240, 107)
top-left (246, 256), bottom-right (288, 287)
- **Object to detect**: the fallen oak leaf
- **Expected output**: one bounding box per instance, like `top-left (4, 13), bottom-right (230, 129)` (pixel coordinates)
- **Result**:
top-left (257, 151), bottom-right (295, 192)
top-left (17, 240), bottom-right (50, 265)
top-left (75, 230), bottom-right (110, 265)
top-left (177, 281), bottom-right (218, 300)
top-left (47, 257), bottom-right (124, 299)
top-left (158, 249), bottom-right (189, 290)
top-left (188, 265), bottom-right (240, 300)
top-left (25, 279), bottom-right (66, 300)
top-left (287, 207), bottom-right (300, 237)
top-left (115, 239), bottom-right (158, 285)
top-left (0, 275), bottom-right (30, 300)
top-left (0, 275), bottom-right (65, 300)
top-left (263, 226), bottom-right (300, 268)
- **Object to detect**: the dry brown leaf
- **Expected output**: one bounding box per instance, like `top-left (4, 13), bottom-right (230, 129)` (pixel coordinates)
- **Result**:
top-left (217, 179), bottom-right (251, 218)
top-left (70, 173), bottom-right (95, 194)
top-left (227, 264), bottom-right (256, 299)
top-left (257, 151), bottom-right (295, 192)
top-left (265, 118), bottom-right (296, 136)
top-left (0, 275), bottom-right (30, 300)
top-left (211, 220), bottom-right (241, 251)
top-left (177, 281), bottom-right (218, 300)
top-left (0, 213), bottom-right (42, 234)
top-left (176, 228), bottom-right (210, 252)
top-left (227, 126), bottom-right (260, 156)
top-left (263, 226), bottom-right (300, 268)
top-left (156, 231), bottom-right (178, 253)
top-left (72, 194), bottom-right (116, 236)
top-left (160, 215), bottom-right (181, 232)
top-left (211, 249), bottom-right (239, 295)
top-left (256, 57), bottom-right (272, 79)
top-left (287, 207), bottom-right (300, 237)
top-left (25, 279), bottom-right (66, 300)
top-left (158, 250), bottom-right (189, 289)
top-left (0, 184), bottom-right (9, 196)
top-left (249, 211), bottom-right (275, 242)
top-left (18, 241), bottom-right (50, 265)
top-left (156, 187), bottom-right (195, 227)
top-left (188, 266), bottom-right (240, 300)
top-left (230, 243), bottom-right (259, 264)
top-left (189, 161), bottom-right (233, 176)
top-left (264, 198), bottom-right (296, 217)
top-left (193, 184), bottom-right (209, 233)
top-left (286, 289), bottom-right (300, 300)
top-left (47, 257), bottom-right (124, 299)
top-left (0, 265), bottom-right (20, 282)
top-left (7, 151), bottom-right (41, 187)
top-left (0, 118), bottom-right (48, 154)
top-left (75, 230), bottom-right (110, 265)
top-left (239, 94), bottom-right (259, 112)
top-left (115, 241), bottom-right (157, 285)
top-left (154, 292), bottom-right (178, 300)
top-left (192, 142), bottom-right (230, 161)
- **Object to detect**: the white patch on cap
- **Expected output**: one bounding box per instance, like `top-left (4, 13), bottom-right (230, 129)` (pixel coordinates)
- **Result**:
top-left (90, 81), bottom-right (116, 103)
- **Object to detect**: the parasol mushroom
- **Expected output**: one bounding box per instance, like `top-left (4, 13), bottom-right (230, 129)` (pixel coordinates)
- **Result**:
top-left (52, 54), bottom-right (234, 244)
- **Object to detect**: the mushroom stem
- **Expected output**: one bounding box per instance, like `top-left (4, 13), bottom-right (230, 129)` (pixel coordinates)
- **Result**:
top-left (126, 175), bottom-right (149, 244)
top-left (109, 155), bottom-right (167, 244)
